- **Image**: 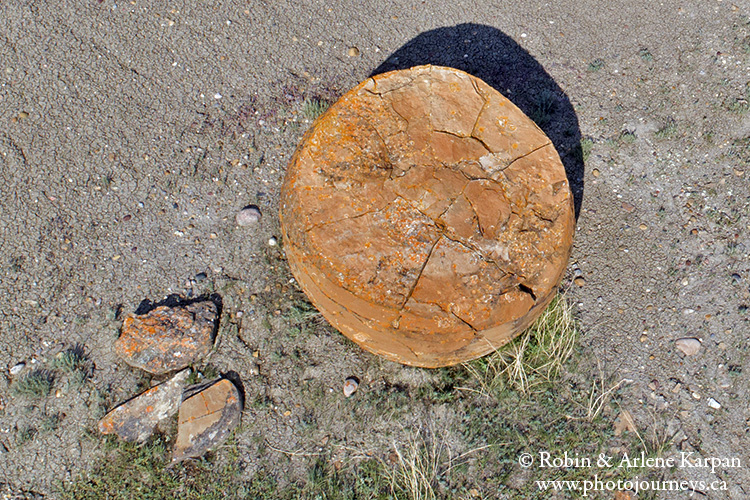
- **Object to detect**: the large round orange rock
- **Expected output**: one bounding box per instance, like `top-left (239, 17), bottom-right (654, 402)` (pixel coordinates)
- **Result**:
top-left (280, 65), bottom-right (574, 368)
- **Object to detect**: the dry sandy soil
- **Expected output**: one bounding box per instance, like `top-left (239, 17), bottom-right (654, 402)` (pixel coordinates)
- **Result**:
top-left (1, 0), bottom-right (749, 498)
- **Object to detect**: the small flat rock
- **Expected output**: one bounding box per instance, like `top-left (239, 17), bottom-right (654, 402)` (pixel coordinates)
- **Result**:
top-left (675, 337), bottom-right (701, 356)
top-left (343, 377), bottom-right (359, 397)
top-left (115, 301), bottom-right (217, 374)
top-left (9, 362), bottom-right (25, 376)
top-left (707, 397), bottom-right (721, 409)
top-left (235, 206), bottom-right (262, 226)
top-left (98, 369), bottom-right (189, 442)
top-left (172, 379), bottom-right (242, 462)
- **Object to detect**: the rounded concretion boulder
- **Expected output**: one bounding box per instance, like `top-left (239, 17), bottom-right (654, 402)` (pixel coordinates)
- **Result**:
top-left (280, 65), bottom-right (574, 368)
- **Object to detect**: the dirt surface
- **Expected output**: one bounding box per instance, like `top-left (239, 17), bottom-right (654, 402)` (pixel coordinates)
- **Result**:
top-left (0, 0), bottom-right (748, 498)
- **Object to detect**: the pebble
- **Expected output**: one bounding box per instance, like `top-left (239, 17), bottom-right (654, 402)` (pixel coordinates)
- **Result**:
top-left (9, 362), bottom-right (25, 376)
top-left (194, 272), bottom-right (207, 282)
top-left (347, 47), bottom-right (360, 57)
top-left (707, 398), bottom-right (721, 410)
top-left (574, 277), bottom-right (585, 287)
top-left (235, 206), bottom-right (262, 226)
top-left (675, 338), bottom-right (701, 356)
top-left (592, 168), bottom-right (600, 177)
top-left (343, 377), bottom-right (359, 397)
top-left (731, 273), bottom-right (742, 283)
top-left (268, 236), bottom-right (278, 247)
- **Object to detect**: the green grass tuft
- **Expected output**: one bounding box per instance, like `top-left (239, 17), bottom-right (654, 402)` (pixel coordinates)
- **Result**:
top-left (579, 137), bottom-right (594, 163)
top-left (53, 346), bottom-right (87, 373)
top-left (301, 98), bottom-right (330, 122)
top-left (530, 90), bottom-right (557, 127)
top-left (587, 58), bottom-right (605, 72)
top-left (12, 370), bottom-right (54, 399)
top-left (654, 118), bottom-right (678, 139)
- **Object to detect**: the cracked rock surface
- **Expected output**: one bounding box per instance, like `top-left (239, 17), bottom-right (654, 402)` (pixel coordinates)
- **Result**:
top-left (281, 65), bottom-right (575, 367)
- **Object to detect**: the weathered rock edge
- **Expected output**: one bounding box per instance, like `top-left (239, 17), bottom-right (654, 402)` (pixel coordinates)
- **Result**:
top-left (280, 65), bottom-right (575, 367)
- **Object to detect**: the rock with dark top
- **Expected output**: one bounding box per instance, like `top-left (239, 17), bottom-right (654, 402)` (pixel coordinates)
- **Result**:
top-left (98, 369), bottom-right (189, 442)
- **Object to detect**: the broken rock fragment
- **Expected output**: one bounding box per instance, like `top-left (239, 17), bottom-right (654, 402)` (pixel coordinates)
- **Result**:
top-left (98, 369), bottom-right (189, 443)
top-left (172, 379), bottom-right (242, 462)
top-left (115, 301), bottom-right (217, 374)
top-left (280, 65), bottom-right (575, 367)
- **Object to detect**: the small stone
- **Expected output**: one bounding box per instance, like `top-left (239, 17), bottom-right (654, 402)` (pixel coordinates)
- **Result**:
top-left (675, 337), bottom-right (701, 356)
top-left (99, 369), bottom-right (189, 443)
top-left (172, 379), bottom-right (242, 462)
top-left (733, 168), bottom-right (744, 177)
top-left (115, 301), bottom-right (217, 374)
top-left (55, 389), bottom-right (63, 398)
top-left (707, 397), bottom-right (721, 410)
top-left (248, 363), bottom-right (260, 376)
top-left (639, 223), bottom-right (648, 230)
top-left (671, 382), bottom-right (681, 393)
top-left (574, 277), bottom-right (585, 287)
top-left (621, 202), bottom-right (635, 213)
top-left (9, 362), bottom-right (25, 376)
top-left (194, 272), bottom-right (207, 282)
top-left (592, 168), bottom-right (600, 177)
top-left (347, 47), bottom-right (360, 57)
top-left (343, 377), bottom-right (359, 397)
top-left (235, 206), bottom-right (262, 227)
top-left (731, 273), bottom-right (742, 283)
top-left (268, 236), bottom-right (278, 247)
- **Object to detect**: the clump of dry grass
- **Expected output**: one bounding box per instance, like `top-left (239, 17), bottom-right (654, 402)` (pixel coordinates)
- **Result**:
top-left (380, 424), bottom-right (489, 500)
top-left (462, 293), bottom-right (578, 396)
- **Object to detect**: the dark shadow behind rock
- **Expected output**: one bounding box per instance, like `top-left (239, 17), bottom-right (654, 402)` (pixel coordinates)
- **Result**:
top-left (371, 23), bottom-right (584, 218)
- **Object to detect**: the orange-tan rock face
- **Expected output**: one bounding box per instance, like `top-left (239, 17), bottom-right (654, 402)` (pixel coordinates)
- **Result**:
top-left (280, 65), bottom-right (575, 368)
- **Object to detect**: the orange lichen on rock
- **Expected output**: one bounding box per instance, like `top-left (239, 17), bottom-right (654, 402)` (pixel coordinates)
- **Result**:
top-left (115, 301), bottom-right (217, 374)
top-left (280, 65), bottom-right (575, 367)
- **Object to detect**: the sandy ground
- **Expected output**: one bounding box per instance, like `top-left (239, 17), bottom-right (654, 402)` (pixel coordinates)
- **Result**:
top-left (1, 0), bottom-right (749, 498)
